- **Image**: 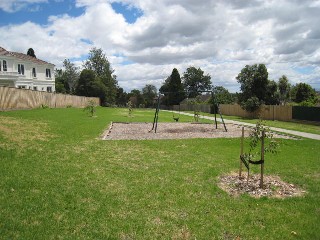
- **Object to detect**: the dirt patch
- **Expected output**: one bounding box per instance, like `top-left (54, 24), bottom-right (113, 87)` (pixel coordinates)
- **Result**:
top-left (102, 122), bottom-right (296, 140)
top-left (218, 172), bottom-right (306, 198)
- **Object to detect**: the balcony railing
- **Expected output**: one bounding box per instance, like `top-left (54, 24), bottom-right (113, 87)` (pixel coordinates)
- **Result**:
top-left (0, 71), bottom-right (19, 77)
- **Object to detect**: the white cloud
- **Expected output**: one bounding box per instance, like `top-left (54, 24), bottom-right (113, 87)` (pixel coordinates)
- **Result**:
top-left (1, 0), bottom-right (320, 92)
top-left (0, 0), bottom-right (47, 12)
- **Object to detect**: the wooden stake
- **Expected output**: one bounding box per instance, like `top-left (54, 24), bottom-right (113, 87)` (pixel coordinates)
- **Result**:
top-left (260, 130), bottom-right (265, 188)
top-left (239, 126), bottom-right (244, 178)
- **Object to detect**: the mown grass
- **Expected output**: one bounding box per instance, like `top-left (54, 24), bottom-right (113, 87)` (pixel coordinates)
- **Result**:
top-left (0, 107), bottom-right (319, 239)
top-left (185, 110), bottom-right (320, 135)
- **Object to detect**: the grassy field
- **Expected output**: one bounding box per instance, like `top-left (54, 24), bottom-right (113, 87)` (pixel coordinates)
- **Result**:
top-left (0, 107), bottom-right (319, 239)
top-left (184, 111), bottom-right (320, 135)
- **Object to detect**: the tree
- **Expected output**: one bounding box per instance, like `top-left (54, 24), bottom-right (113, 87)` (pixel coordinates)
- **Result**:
top-left (212, 86), bottom-right (235, 104)
top-left (27, 48), bottom-right (36, 58)
top-left (159, 68), bottom-right (185, 106)
top-left (115, 87), bottom-right (128, 107)
top-left (54, 69), bottom-right (69, 93)
top-left (83, 48), bottom-right (118, 105)
top-left (236, 64), bottom-right (269, 112)
top-left (76, 69), bottom-right (107, 103)
top-left (265, 80), bottom-right (280, 105)
top-left (291, 83), bottom-right (317, 105)
top-left (63, 59), bottom-right (79, 94)
top-left (278, 75), bottom-right (291, 105)
top-left (182, 66), bottom-right (212, 98)
top-left (142, 84), bottom-right (157, 108)
top-left (128, 89), bottom-right (144, 107)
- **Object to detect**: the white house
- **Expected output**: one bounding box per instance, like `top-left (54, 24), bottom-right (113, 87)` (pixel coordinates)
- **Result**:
top-left (0, 47), bottom-right (55, 92)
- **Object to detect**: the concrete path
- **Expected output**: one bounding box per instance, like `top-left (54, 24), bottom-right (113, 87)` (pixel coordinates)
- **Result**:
top-left (167, 110), bottom-right (320, 140)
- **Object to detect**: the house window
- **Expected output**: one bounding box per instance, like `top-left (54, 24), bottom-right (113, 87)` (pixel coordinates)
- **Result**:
top-left (18, 64), bottom-right (25, 75)
top-left (46, 69), bottom-right (51, 78)
top-left (47, 87), bottom-right (52, 92)
top-left (32, 67), bottom-right (36, 77)
top-left (18, 85), bottom-right (26, 89)
top-left (33, 86), bottom-right (37, 91)
top-left (3, 60), bottom-right (7, 71)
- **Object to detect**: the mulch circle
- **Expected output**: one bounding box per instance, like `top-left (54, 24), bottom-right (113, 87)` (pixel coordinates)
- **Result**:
top-left (218, 172), bottom-right (306, 198)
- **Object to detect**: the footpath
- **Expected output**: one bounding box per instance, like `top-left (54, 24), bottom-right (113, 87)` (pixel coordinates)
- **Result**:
top-left (169, 110), bottom-right (320, 140)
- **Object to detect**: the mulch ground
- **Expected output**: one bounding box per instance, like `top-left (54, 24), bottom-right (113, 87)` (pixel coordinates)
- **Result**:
top-left (101, 122), bottom-right (296, 140)
top-left (218, 172), bottom-right (306, 198)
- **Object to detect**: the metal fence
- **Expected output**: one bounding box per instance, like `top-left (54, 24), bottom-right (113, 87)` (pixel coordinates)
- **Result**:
top-left (0, 87), bottom-right (100, 111)
top-left (292, 106), bottom-right (320, 121)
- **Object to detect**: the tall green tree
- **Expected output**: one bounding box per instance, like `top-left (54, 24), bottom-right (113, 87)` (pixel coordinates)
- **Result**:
top-left (278, 75), bottom-right (291, 105)
top-left (160, 68), bottom-right (185, 106)
top-left (182, 66), bottom-right (212, 98)
top-left (115, 87), bottom-right (128, 107)
top-left (291, 83), bottom-right (317, 105)
top-left (236, 64), bottom-right (269, 112)
top-left (76, 69), bottom-right (106, 103)
top-left (63, 59), bottom-right (79, 94)
top-left (54, 69), bottom-right (69, 93)
top-left (142, 84), bottom-right (157, 108)
top-left (128, 89), bottom-right (144, 107)
top-left (83, 48), bottom-right (118, 105)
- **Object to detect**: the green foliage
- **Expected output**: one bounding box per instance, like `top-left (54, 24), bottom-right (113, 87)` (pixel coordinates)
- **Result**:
top-left (265, 80), bottom-right (280, 105)
top-left (83, 100), bottom-right (97, 117)
top-left (182, 66), bottom-right (212, 98)
top-left (160, 68), bottom-right (185, 106)
top-left (63, 59), bottom-right (79, 94)
top-left (26, 48), bottom-right (36, 58)
top-left (128, 89), bottom-right (144, 107)
top-left (243, 119), bottom-right (279, 162)
top-left (237, 64), bottom-right (269, 112)
top-left (212, 86), bottom-right (235, 104)
top-left (83, 48), bottom-right (118, 105)
top-left (291, 83), bottom-right (317, 105)
top-left (278, 75), bottom-right (291, 105)
top-left (76, 69), bottom-right (107, 104)
top-left (142, 84), bottom-right (157, 108)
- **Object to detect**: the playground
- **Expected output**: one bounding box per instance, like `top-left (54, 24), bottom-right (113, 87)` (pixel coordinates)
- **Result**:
top-left (102, 122), bottom-right (296, 140)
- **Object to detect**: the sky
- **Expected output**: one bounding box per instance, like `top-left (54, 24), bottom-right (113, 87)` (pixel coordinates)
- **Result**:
top-left (0, 0), bottom-right (319, 92)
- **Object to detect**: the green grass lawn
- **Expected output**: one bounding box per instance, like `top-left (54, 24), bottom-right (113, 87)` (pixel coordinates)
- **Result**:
top-left (185, 111), bottom-right (320, 135)
top-left (1, 107), bottom-right (319, 239)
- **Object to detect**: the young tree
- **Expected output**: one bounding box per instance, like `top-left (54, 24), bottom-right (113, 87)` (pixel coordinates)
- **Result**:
top-left (159, 68), bottom-right (185, 106)
top-left (236, 64), bottom-right (269, 112)
top-left (278, 75), bottom-right (291, 105)
top-left (63, 59), bottom-right (79, 94)
top-left (182, 66), bottom-right (212, 98)
top-left (83, 48), bottom-right (118, 105)
top-left (142, 84), bottom-right (157, 108)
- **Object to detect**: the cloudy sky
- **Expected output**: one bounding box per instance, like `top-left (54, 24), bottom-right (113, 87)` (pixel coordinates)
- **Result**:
top-left (1, 0), bottom-right (319, 92)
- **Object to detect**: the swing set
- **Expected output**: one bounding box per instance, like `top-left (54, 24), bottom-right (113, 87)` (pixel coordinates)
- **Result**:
top-left (150, 90), bottom-right (227, 133)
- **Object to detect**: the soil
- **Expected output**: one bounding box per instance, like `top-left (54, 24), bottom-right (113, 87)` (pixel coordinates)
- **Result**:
top-left (218, 172), bottom-right (306, 198)
top-left (101, 122), bottom-right (296, 140)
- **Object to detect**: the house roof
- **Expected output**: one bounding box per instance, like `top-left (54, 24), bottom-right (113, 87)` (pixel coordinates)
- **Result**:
top-left (0, 46), bottom-right (54, 66)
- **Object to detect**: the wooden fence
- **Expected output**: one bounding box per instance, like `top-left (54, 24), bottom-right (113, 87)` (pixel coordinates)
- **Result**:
top-left (173, 103), bottom-right (293, 121)
top-left (0, 87), bottom-right (100, 111)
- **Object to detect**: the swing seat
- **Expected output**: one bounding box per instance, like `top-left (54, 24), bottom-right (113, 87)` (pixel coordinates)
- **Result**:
top-left (173, 117), bottom-right (179, 122)
top-left (248, 159), bottom-right (264, 165)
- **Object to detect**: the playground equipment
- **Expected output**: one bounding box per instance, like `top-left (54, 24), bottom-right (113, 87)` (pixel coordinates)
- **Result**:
top-left (150, 90), bottom-right (227, 133)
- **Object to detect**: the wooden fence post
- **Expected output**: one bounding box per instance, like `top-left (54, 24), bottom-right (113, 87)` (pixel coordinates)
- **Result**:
top-left (260, 130), bottom-right (265, 188)
top-left (239, 126), bottom-right (244, 178)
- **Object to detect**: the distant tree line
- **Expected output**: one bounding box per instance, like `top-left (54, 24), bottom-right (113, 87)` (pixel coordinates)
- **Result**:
top-left (55, 48), bottom-right (158, 107)
top-left (55, 49), bottom-right (318, 110)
